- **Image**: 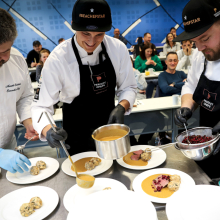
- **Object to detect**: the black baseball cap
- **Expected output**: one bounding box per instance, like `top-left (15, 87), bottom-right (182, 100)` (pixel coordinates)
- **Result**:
top-left (173, 0), bottom-right (220, 42)
top-left (33, 40), bottom-right (41, 46)
top-left (71, 0), bottom-right (112, 32)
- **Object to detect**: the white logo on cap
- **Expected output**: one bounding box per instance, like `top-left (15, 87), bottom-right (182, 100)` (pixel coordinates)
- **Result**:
top-left (184, 16), bottom-right (187, 20)
top-left (90, 8), bottom-right (94, 13)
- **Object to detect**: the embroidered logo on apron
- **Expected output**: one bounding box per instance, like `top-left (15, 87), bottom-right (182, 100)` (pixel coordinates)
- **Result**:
top-left (201, 89), bottom-right (217, 111)
top-left (91, 72), bottom-right (108, 93)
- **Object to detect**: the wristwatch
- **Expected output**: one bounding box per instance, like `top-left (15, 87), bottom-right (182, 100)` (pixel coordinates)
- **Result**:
top-left (172, 82), bottom-right (176, 87)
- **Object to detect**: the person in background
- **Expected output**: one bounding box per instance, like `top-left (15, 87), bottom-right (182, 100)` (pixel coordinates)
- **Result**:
top-left (58, 38), bottom-right (65, 44)
top-left (0, 8), bottom-right (38, 173)
top-left (163, 33), bottom-right (181, 54)
top-left (36, 49), bottom-right (50, 83)
top-left (176, 40), bottom-right (195, 70)
top-left (135, 42), bottom-right (163, 98)
top-left (113, 28), bottom-right (127, 45)
top-left (141, 33), bottom-right (156, 52)
top-left (135, 42), bottom-right (163, 72)
top-left (130, 57), bottom-right (147, 99)
top-left (170, 27), bottom-right (177, 38)
top-left (27, 41), bottom-right (44, 67)
top-left (158, 52), bottom-right (187, 96)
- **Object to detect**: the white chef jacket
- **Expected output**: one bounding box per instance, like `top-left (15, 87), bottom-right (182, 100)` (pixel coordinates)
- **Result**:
top-left (176, 48), bottom-right (194, 70)
top-left (0, 47), bottom-right (34, 149)
top-left (31, 35), bottom-right (137, 141)
top-left (182, 48), bottom-right (220, 96)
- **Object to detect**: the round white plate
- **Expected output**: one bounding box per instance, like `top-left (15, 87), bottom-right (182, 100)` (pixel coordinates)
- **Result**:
top-left (166, 185), bottom-right (220, 220)
top-left (6, 157), bottom-right (59, 184)
top-left (116, 145), bottom-right (166, 170)
top-left (0, 186), bottom-right (59, 220)
top-left (67, 190), bottom-right (158, 220)
top-left (63, 178), bottom-right (127, 212)
top-left (61, 151), bottom-right (113, 177)
top-left (132, 168), bottom-right (195, 203)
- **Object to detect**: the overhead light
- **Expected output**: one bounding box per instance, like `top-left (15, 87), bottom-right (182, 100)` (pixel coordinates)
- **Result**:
top-left (153, 0), bottom-right (161, 7)
top-left (64, 21), bottom-right (76, 34)
top-left (175, 24), bottom-right (179, 29)
top-left (161, 37), bottom-right (166, 44)
top-left (9, 8), bottom-right (47, 40)
top-left (122, 19), bottom-right (141, 37)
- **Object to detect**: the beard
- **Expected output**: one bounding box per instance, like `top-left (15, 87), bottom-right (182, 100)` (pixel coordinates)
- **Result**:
top-left (202, 44), bottom-right (220, 61)
top-left (0, 60), bottom-right (6, 67)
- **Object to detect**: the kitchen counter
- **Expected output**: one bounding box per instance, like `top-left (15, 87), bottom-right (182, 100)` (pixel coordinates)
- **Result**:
top-left (0, 145), bottom-right (212, 220)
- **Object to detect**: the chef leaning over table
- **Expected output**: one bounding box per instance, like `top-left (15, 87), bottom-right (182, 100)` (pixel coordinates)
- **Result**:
top-left (174, 0), bottom-right (220, 179)
top-left (0, 8), bottom-right (39, 173)
top-left (31, 0), bottom-right (137, 156)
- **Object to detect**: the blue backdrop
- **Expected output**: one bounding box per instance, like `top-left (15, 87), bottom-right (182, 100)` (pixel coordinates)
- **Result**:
top-left (0, 0), bottom-right (189, 56)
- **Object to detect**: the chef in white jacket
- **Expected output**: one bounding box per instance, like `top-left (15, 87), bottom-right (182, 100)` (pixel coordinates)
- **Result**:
top-left (173, 0), bottom-right (220, 179)
top-left (31, 0), bottom-right (137, 156)
top-left (0, 8), bottom-right (38, 173)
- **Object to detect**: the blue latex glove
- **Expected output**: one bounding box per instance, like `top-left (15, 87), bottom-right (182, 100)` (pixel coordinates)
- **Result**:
top-left (0, 148), bottom-right (31, 173)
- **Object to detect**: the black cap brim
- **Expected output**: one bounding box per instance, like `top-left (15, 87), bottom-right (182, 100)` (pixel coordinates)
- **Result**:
top-left (173, 23), bottom-right (213, 42)
top-left (72, 22), bottom-right (112, 32)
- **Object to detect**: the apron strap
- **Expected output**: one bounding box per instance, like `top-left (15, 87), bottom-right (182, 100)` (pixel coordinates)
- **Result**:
top-left (71, 36), bottom-right (83, 67)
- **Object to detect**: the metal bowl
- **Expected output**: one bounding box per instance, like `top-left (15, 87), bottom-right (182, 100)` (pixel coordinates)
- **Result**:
top-left (92, 124), bottom-right (130, 160)
top-left (175, 127), bottom-right (220, 161)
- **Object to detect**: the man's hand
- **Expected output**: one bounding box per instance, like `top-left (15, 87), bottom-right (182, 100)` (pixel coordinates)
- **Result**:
top-left (183, 47), bottom-right (188, 56)
top-left (169, 83), bottom-right (174, 87)
top-left (108, 104), bottom-right (126, 124)
top-left (46, 127), bottom-right (70, 149)
top-left (183, 78), bottom-right (187, 82)
top-left (212, 122), bottom-right (220, 155)
top-left (0, 149), bottom-right (31, 173)
top-left (23, 118), bottom-right (39, 141)
top-left (174, 107), bottom-right (192, 127)
top-left (31, 62), bottom-right (37, 67)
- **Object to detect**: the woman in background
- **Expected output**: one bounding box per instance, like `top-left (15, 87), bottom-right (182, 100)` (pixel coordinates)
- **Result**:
top-left (135, 42), bottom-right (163, 73)
top-left (36, 49), bottom-right (50, 83)
top-left (163, 33), bottom-right (181, 54)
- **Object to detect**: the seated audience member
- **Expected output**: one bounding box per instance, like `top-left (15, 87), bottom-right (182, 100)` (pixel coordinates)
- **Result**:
top-left (130, 57), bottom-right (147, 99)
top-left (176, 40), bottom-right (194, 70)
top-left (140, 33), bottom-right (156, 52)
top-left (36, 49), bottom-right (50, 83)
top-left (58, 38), bottom-right (65, 44)
top-left (158, 52), bottom-right (187, 96)
top-left (163, 33), bottom-right (181, 54)
top-left (135, 42), bottom-right (163, 72)
top-left (170, 27), bottom-right (177, 38)
top-left (26, 41), bottom-right (48, 67)
top-left (113, 28), bottom-right (127, 45)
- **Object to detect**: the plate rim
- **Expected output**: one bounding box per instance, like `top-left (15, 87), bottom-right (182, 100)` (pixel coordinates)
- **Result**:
top-left (6, 157), bottom-right (59, 185)
top-left (61, 151), bottom-right (113, 177)
top-left (0, 185), bottom-right (59, 220)
top-left (63, 177), bottom-right (128, 212)
top-left (116, 145), bottom-right (167, 170)
top-left (132, 167), bottom-right (196, 204)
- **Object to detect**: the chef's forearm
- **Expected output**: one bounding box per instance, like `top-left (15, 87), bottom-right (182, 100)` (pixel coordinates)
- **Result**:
top-left (119, 100), bottom-right (130, 111)
top-left (41, 124), bottom-right (52, 138)
top-left (22, 118), bottom-right (32, 129)
top-left (181, 94), bottom-right (198, 112)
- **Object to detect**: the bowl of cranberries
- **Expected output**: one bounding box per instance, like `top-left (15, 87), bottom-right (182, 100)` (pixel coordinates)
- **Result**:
top-left (175, 127), bottom-right (220, 161)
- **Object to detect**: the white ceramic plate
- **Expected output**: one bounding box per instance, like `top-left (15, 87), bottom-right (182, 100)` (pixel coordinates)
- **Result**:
top-left (63, 178), bottom-right (127, 212)
top-left (67, 190), bottom-right (158, 220)
top-left (166, 185), bottom-right (220, 220)
top-left (116, 145), bottom-right (166, 170)
top-left (61, 151), bottom-right (113, 177)
top-left (6, 157), bottom-right (59, 184)
top-left (0, 186), bottom-right (59, 220)
top-left (132, 168), bottom-right (195, 203)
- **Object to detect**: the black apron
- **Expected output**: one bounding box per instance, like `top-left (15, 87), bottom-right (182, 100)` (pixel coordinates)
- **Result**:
top-left (63, 37), bottom-right (116, 155)
top-left (193, 58), bottom-right (220, 179)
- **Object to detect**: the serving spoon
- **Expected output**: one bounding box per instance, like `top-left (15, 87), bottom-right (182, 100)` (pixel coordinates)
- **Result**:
top-left (38, 111), bottom-right (95, 189)
top-left (15, 135), bottom-right (37, 151)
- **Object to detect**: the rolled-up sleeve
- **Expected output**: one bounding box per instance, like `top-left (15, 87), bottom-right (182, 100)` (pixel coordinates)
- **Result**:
top-left (116, 44), bottom-right (137, 114)
top-left (16, 58), bottom-right (34, 123)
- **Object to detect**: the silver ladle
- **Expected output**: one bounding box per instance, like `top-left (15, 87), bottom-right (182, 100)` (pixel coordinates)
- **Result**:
top-left (15, 135), bottom-right (37, 151)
